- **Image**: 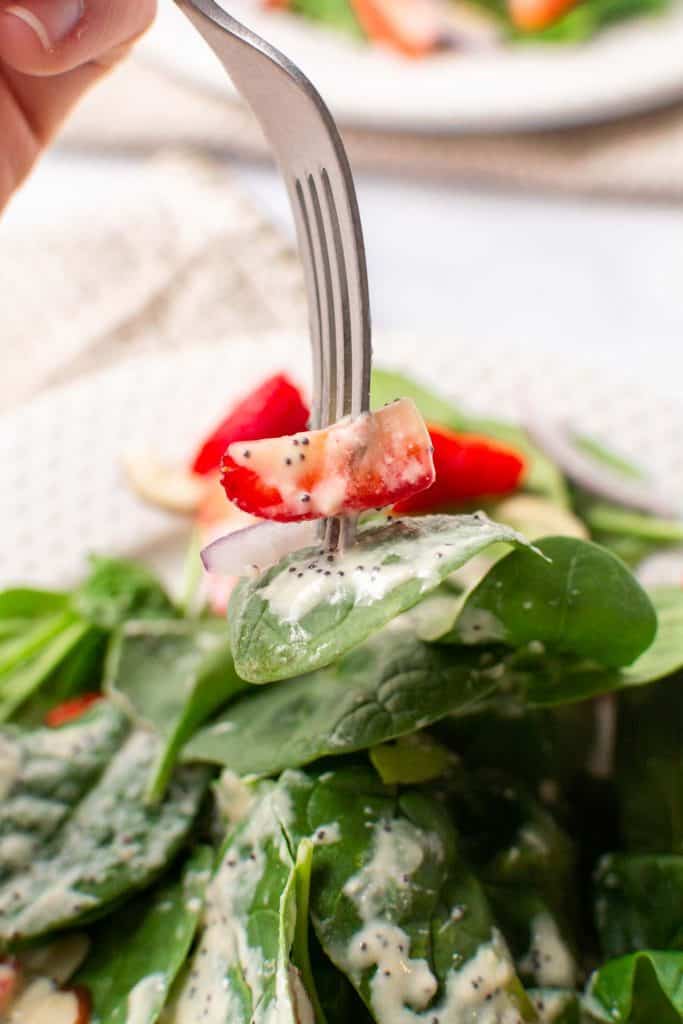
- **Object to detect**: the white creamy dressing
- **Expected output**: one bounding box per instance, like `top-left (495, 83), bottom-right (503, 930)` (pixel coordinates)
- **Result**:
top-left (0, 867), bottom-right (98, 936)
top-left (127, 973), bottom-right (167, 1024)
top-left (455, 608), bottom-right (507, 645)
top-left (0, 737), bottom-right (20, 799)
top-left (345, 921), bottom-right (522, 1024)
top-left (519, 913), bottom-right (577, 989)
top-left (0, 731), bottom-right (198, 941)
top-left (347, 921), bottom-right (438, 1019)
top-left (530, 989), bottom-right (576, 1023)
top-left (165, 780), bottom-right (298, 1024)
top-left (263, 526), bottom-right (461, 625)
top-left (1, 795), bottom-right (65, 833)
top-left (0, 834), bottom-right (34, 869)
top-left (311, 822), bottom-right (341, 847)
top-left (214, 770), bottom-right (256, 827)
top-left (343, 819), bottom-right (439, 921)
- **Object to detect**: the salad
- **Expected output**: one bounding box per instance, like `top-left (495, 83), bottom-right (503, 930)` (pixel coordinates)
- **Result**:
top-left (261, 0), bottom-right (671, 52)
top-left (1, 368), bottom-right (682, 1023)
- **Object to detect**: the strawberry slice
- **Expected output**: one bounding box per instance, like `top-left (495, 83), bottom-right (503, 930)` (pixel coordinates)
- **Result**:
top-left (45, 694), bottom-right (103, 729)
top-left (508, 0), bottom-right (577, 29)
top-left (192, 374), bottom-right (310, 477)
top-left (221, 398), bottom-right (435, 521)
top-left (394, 424), bottom-right (525, 514)
top-left (350, 0), bottom-right (446, 57)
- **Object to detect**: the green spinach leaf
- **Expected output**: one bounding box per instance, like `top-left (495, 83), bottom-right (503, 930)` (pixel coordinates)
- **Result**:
top-left (0, 702), bottom-right (209, 946)
top-left (229, 513), bottom-right (532, 682)
top-left (0, 589), bottom-right (68, 619)
top-left (584, 951), bottom-right (683, 1023)
top-left (72, 556), bottom-right (176, 629)
top-left (0, 618), bottom-right (92, 722)
top-left (305, 766), bottom-right (536, 1023)
top-left (163, 772), bottom-right (317, 1024)
top-left (447, 775), bottom-right (578, 990)
top-left (615, 672), bottom-right (683, 854)
top-left (184, 629), bottom-right (502, 776)
top-left (447, 536), bottom-right (657, 669)
top-left (75, 846), bottom-right (212, 1024)
top-left (105, 619), bottom-right (246, 802)
top-left (293, 0), bottom-right (363, 35)
top-left (583, 504), bottom-right (683, 545)
top-left (595, 854), bottom-right (683, 959)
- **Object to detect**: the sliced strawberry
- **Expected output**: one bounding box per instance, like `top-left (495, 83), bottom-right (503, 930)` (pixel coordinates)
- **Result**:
top-left (394, 424), bottom-right (526, 514)
top-left (0, 958), bottom-right (21, 1013)
top-left (350, 0), bottom-right (446, 57)
top-left (508, 0), bottom-right (577, 30)
top-left (221, 398), bottom-right (435, 522)
top-left (192, 374), bottom-right (310, 476)
top-left (45, 694), bottom-right (103, 729)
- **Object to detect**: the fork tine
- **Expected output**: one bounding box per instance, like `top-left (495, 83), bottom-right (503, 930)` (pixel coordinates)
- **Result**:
top-left (174, 0), bottom-right (372, 549)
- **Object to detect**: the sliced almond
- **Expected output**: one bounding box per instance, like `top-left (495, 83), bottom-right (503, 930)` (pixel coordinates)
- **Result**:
top-left (9, 980), bottom-right (89, 1024)
top-left (122, 451), bottom-right (206, 515)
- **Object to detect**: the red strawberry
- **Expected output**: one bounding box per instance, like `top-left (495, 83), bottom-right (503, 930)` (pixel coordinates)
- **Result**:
top-left (192, 374), bottom-right (309, 476)
top-left (395, 424), bottom-right (525, 514)
top-left (221, 398), bottom-right (435, 522)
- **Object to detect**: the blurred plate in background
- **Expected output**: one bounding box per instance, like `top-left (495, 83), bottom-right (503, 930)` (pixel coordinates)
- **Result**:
top-left (1, 332), bottom-right (680, 587)
top-left (140, 0), bottom-right (683, 131)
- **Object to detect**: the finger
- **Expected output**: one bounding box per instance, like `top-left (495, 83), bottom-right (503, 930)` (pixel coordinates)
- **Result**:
top-left (0, 0), bottom-right (156, 77)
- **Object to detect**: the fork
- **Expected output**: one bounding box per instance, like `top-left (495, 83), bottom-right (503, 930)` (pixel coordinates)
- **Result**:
top-left (174, 0), bottom-right (373, 550)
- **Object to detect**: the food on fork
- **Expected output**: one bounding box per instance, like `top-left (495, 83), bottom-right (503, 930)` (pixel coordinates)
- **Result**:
top-left (220, 397), bottom-right (436, 520)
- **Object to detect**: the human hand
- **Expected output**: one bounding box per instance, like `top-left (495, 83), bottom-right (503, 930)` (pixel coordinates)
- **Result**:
top-left (0, 0), bottom-right (156, 210)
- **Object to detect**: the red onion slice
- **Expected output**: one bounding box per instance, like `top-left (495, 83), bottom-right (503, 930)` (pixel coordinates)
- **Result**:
top-left (526, 415), bottom-right (680, 520)
top-left (201, 521), bottom-right (317, 578)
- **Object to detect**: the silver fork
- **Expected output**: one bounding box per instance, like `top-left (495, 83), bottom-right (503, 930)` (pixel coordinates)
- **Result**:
top-left (174, 0), bottom-right (373, 550)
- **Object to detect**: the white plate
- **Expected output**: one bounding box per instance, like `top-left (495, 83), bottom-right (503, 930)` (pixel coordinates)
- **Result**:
top-left (140, 0), bottom-right (683, 131)
top-left (1, 331), bottom-right (681, 588)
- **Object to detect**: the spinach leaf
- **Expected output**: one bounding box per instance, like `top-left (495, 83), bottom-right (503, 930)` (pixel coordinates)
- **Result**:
top-left (75, 846), bottom-right (212, 1024)
top-left (229, 513), bottom-right (533, 683)
top-left (0, 559), bottom-right (175, 725)
top-left (0, 702), bottom-right (209, 946)
top-left (11, 626), bottom-right (108, 728)
top-left (293, 0), bottom-right (363, 35)
top-left (0, 618), bottom-right (92, 722)
top-left (447, 775), bottom-right (578, 990)
top-left (583, 504), bottom-right (683, 546)
top-left (72, 556), bottom-right (176, 629)
top-left (595, 854), bottom-right (683, 959)
top-left (372, 368), bottom-right (569, 506)
top-left (584, 952), bottom-right (683, 1023)
top-left (615, 672), bottom-right (683, 854)
top-left (184, 629), bottom-right (502, 776)
top-left (438, 703), bottom-right (595, 792)
top-left (0, 589), bottom-right (68, 619)
top-left (163, 772), bottom-right (317, 1024)
top-left (304, 766), bottom-right (536, 1023)
top-left (511, 587), bottom-right (683, 707)
top-left (105, 619), bottom-right (246, 802)
top-left (448, 536), bottom-right (657, 669)
top-left (369, 734), bottom-right (455, 786)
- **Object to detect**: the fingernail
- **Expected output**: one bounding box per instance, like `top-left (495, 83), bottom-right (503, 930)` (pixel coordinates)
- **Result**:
top-left (4, 0), bottom-right (84, 49)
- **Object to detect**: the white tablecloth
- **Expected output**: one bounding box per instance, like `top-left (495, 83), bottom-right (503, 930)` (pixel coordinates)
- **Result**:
top-left (6, 148), bottom-right (683, 403)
